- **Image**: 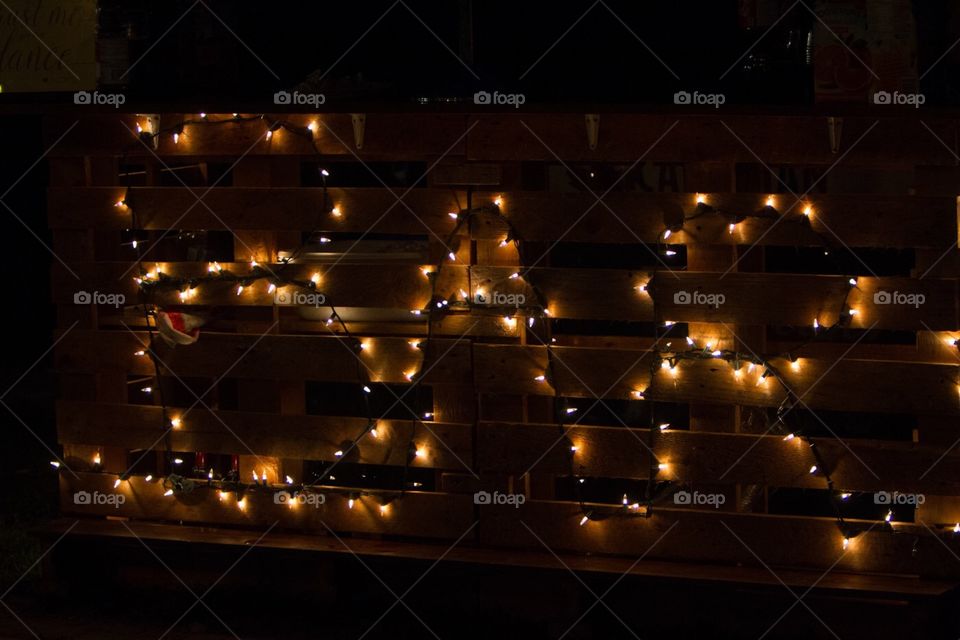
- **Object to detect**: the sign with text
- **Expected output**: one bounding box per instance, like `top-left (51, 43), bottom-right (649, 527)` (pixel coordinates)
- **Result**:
top-left (0, 0), bottom-right (95, 92)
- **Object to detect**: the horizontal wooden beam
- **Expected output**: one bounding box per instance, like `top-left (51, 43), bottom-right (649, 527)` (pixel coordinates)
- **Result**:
top-left (43, 114), bottom-right (960, 166)
top-left (57, 401), bottom-right (472, 472)
top-left (60, 473), bottom-right (474, 540)
top-left (45, 519), bottom-right (958, 597)
top-left (57, 331), bottom-right (960, 415)
top-left (53, 262), bottom-right (958, 329)
top-left (476, 500), bottom-right (960, 579)
top-left (58, 474), bottom-right (960, 579)
top-left (50, 187), bottom-right (957, 249)
top-left (477, 422), bottom-right (960, 493)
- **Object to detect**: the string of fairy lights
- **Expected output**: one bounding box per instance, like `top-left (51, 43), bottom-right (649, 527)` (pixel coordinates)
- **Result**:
top-left (59, 113), bottom-right (960, 545)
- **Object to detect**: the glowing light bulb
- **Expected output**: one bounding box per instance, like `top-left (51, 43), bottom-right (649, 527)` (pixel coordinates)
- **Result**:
top-left (570, 445), bottom-right (578, 452)
top-left (134, 350), bottom-right (145, 357)
top-left (494, 196), bottom-right (503, 207)
top-left (380, 504), bottom-right (388, 515)
top-left (695, 193), bottom-right (706, 205)
top-left (359, 341), bottom-right (369, 351)
top-left (370, 428), bottom-right (378, 438)
top-left (658, 463), bottom-right (668, 471)
top-left (527, 317), bottom-right (535, 328)
top-left (363, 385), bottom-right (371, 394)
top-left (885, 510), bottom-right (893, 522)
top-left (659, 423), bottom-right (670, 431)
top-left (728, 223), bottom-right (735, 234)
top-left (267, 283), bottom-right (276, 294)
top-left (415, 447), bottom-right (426, 458)
top-left (173, 133), bottom-right (180, 144)
top-left (499, 238), bottom-right (509, 248)
top-left (711, 350), bottom-right (722, 357)
top-left (635, 284), bottom-right (647, 293)
top-left (218, 490), bottom-right (228, 501)
top-left (420, 267), bottom-right (432, 277)
top-left (848, 308), bottom-right (858, 316)
top-left (170, 417), bottom-right (182, 429)
top-left (334, 450), bottom-right (343, 458)
top-left (954, 523), bottom-right (959, 533)
top-left (663, 321), bottom-right (675, 327)
top-left (447, 251), bottom-right (456, 261)
top-left (791, 360), bottom-right (800, 372)
top-left (330, 206), bottom-right (342, 217)
top-left (622, 494), bottom-right (629, 505)
top-left (141, 386), bottom-right (152, 394)
top-left (113, 478), bottom-right (122, 488)
top-left (813, 318), bottom-right (820, 330)
top-left (841, 493), bottom-right (851, 500)
top-left (848, 278), bottom-right (857, 286)
top-left (115, 199), bottom-right (126, 208)
top-left (348, 498), bottom-right (355, 509)
top-left (307, 121), bottom-right (317, 133)
top-left (252, 470), bottom-right (259, 482)
top-left (404, 371), bottom-right (415, 381)
top-left (783, 433), bottom-right (795, 441)
top-left (423, 412), bottom-right (434, 419)
top-left (843, 537), bottom-right (850, 549)
top-left (144, 475), bottom-right (153, 482)
top-left (631, 390), bottom-right (645, 399)
top-left (579, 515), bottom-right (589, 526)
top-left (410, 309), bottom-right (422, 316)
top-left (803, 204), bottom-right (812, 217)
top-left (448, 211), bottom-right (459, 219)
top-left (809, 465), bottom-right (818, 474)
top-left (164, 489), bottom-right (174, 497)
top-left (265, 130), bottom-right (272, 141)
top-left (285, 475), bottom-right (294, 485)
top-left (663, 229), bottom-right (672, 240)
top-left (236, 285), bottom-right (244, 295)
top-left (50, 461), bottom-right (60, 468)
top-left (311, 272), bottom-right (321, 286)
top-left (765, 196), bottom-right (775, 208)
top-left (237, 497), bottom-right (247, 511)
top-left (509, 272), bottom-right (519, 279)
top-left (566, 407), bottom-right (578, 414)
top-left (534, 375), bottom-right (546, 382)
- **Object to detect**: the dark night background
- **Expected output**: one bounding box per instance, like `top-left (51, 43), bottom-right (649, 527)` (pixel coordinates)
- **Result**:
top-left (0, 1), bottom-right (959, 638)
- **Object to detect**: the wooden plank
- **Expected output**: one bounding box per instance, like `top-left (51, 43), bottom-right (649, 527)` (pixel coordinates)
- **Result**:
top-left (477, 500), bottom-right (960, 579)
top-left (60, 473), bottom-right (473, 540)
top-left (45, 518), bottom-right (959, 597)
top-left (466, 115), bottom-right (960, 166)
top-left (477, 421), bottom-right (960, 493)
top-left (52, 262), bottom-right (958, 330)
top-left (50, 187), bottom-right (957, 249)
top-left (57, 401), bottom-right (472, 471)
top-left (56, 332), bottom-right (960, 415)
top-left (471, 344), bottom-right (960, 415)
top-left (44, 114), bottom-right (471, 159)
top-left (56, 331), bottom-right (471, 385)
